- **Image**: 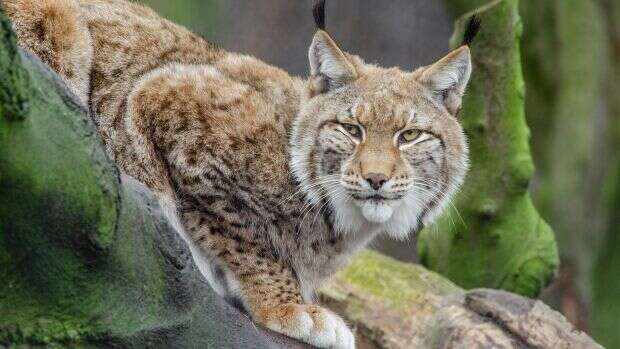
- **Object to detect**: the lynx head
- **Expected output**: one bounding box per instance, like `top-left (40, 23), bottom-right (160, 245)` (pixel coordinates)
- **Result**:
top-left (290, 1), bottom-right (478, 238)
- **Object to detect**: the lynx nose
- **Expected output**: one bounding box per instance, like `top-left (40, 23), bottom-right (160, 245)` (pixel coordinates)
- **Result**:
top-left (365, 173), bottom-right (389, 191)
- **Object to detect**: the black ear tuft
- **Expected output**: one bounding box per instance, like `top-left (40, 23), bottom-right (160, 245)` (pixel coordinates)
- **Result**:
top-left (313, 0), bottom-right (326, 31)
top-left (462, 15), bottom-right (481, 46)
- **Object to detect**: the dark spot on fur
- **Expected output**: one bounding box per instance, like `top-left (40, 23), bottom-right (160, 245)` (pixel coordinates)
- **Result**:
top-left (65, 68), bottom-right (75, 79)
top-left (34, 20), bottom-right (46, 42)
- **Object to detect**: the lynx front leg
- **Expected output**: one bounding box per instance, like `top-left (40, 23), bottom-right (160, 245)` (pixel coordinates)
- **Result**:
top-left (196, 228), bottom-right (355, 349)
top-left (235, 261), bottom-right (354, 349)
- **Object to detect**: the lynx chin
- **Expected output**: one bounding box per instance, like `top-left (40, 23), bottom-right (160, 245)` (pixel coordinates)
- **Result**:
top-left (3, 0), bottom-right (478, 347)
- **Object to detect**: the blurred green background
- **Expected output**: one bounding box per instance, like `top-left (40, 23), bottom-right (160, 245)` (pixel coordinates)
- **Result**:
top-left (140, 0), bottom-right (620, 347)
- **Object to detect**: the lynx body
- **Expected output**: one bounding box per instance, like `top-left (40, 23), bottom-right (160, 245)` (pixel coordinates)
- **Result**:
top-left (3, 0), bottom-right (475, 347)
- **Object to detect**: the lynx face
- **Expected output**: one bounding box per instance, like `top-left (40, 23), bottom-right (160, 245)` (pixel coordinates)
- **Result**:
top-left (291, 31), bottom-right (471, 238)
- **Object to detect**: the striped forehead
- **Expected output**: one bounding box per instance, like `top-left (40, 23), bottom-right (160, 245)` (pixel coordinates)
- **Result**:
top-left (350, 71), bottom-right (428, 130)
top-left (353, 101), bottom-right (411, 131)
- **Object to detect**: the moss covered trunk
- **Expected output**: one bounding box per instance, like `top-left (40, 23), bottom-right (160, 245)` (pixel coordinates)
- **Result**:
top-left (516, 0), bottom-right (610, 337)
top-left (418, 0), bottom-right (558, 298)
top-left (528, 0), bottom-right (608, 331)
top-left (444, 0), bottom-right (617, 345)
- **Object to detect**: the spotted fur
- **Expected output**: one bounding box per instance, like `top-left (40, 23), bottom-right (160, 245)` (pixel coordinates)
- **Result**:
top-left (3, 1), bottom-right (472, 348)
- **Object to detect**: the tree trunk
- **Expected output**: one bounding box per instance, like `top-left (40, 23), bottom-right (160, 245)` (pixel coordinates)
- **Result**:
top-left (444, 0), bottom-right (618, 345)
top-left (518, 0), bottom-right (610, 335)
top-left (591, 0), bottom-right (620, 347)
top-left (418, 0), bottom-right (559, 298)
top-left (540, 0), bottom-right (608, 332)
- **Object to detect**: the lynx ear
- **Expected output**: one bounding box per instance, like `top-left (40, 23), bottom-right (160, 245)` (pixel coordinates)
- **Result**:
top-left (309, 31), bottom-right (357, 94)
top-left (308, 1), bottom-right (356, 94)
top-left (419, 46), bottom-right (472, 116)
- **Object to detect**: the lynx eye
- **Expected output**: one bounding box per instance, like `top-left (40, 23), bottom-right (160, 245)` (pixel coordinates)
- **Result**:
top-left (341, 123), bottom-right (362, 139)
top-left (399, 130), bottom-right (422, 144)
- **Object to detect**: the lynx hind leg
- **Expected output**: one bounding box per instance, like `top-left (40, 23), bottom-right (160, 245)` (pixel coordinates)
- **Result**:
top-left (2, 0), bottom-right (93, 105)
top-left (185, 219), bottom-right (355, 349)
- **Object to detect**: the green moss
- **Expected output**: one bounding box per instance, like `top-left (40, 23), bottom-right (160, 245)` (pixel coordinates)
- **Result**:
top-left (0, 12), bottom-right (29, 122)
top-left (0, 46), bottom-right (121, 305)
top-left (336, 251), bottom-right (461, 311)
top-left (0, 236), bottom-right (100, 346)
top-left (0, 311), bottom-right (93, 346)
top-left (0, 12), bottom-right (102, 345)
top-left (418, 0), bottom-right (558, 297)
top-left (0, 10), bottom-right (142, 346)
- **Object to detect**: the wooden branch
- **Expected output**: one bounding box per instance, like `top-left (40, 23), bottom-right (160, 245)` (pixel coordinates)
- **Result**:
top-left (321, 251), bottom-right (601, 349)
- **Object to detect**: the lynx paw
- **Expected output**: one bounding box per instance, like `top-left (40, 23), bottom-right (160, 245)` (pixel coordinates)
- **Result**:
top-left (258, 303), bottom-right (355, 349)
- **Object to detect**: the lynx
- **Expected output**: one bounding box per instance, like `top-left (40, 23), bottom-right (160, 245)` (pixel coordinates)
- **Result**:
top-left (3, 0), bottom-right (478, 347)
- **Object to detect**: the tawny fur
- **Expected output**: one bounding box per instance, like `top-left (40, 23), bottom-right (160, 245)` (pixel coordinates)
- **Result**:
top-left (2, 1), bottom-right (473, 348)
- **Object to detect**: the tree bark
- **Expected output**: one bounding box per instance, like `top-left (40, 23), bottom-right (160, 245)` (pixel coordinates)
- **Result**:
top-left (517, 0), bottom-right (610, 335)
top-left (444, 0), bottom-right (618, 345)
top-left (320, 251), bottom-right (601, 349)
top-left (417, 0), bottom-right (559, 298)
